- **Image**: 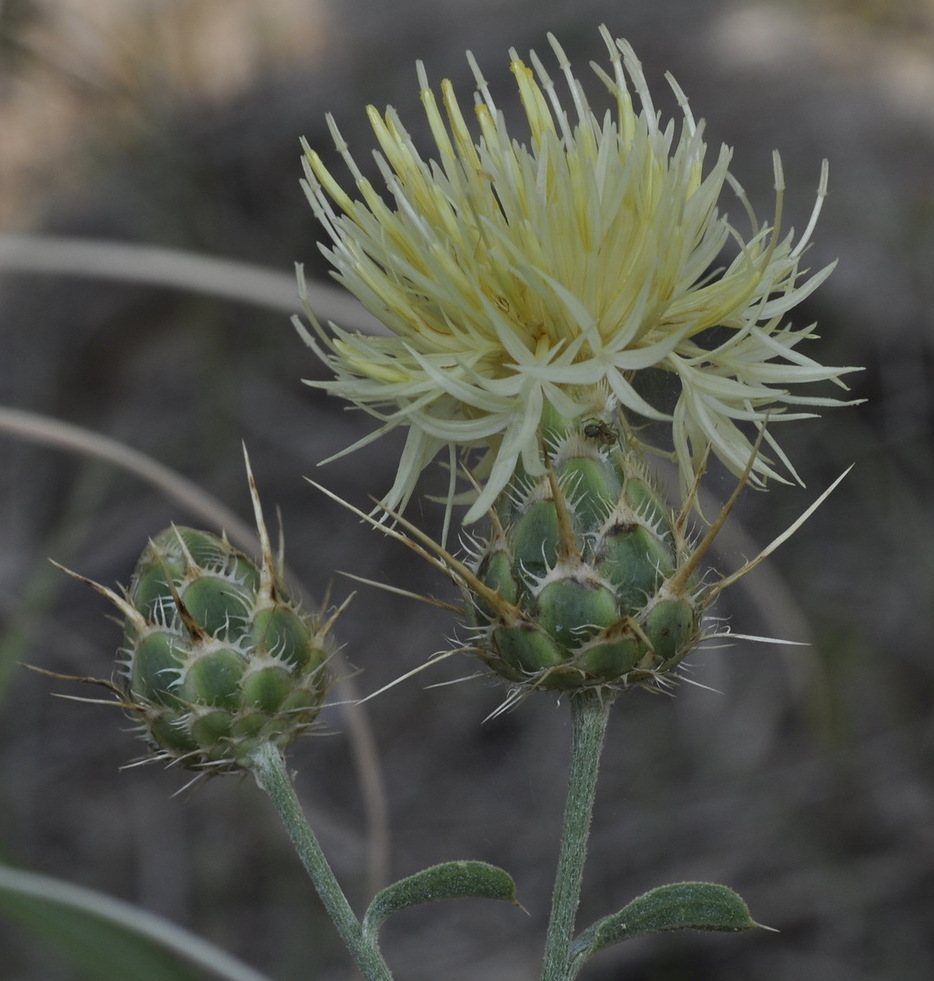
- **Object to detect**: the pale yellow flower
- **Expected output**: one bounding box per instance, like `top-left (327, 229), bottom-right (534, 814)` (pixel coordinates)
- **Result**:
top-left (298, 25), bottom-right (857, 523)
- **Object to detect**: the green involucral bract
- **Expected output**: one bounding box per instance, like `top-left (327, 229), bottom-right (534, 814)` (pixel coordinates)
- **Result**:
top-left (59, 464), bottom-right (345, 777)
top-left (464, 411), bottom-right (704, 693)
top-left (116, 525), bottom-right (332, 771)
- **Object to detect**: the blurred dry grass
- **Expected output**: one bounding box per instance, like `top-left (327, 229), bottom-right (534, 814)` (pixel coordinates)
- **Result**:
top-left (1, 1), bottom-right (933, 979)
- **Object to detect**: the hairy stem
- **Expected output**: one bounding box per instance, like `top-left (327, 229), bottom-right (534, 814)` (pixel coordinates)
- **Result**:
top-left (247, 743), bottom-right (393, 981)
top-left (541, 691), bottom-right (611, 981)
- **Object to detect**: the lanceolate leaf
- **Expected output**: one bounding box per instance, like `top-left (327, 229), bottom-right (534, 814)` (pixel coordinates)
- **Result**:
top-left (362, 860), bottom-right (519, 941)
top-left (0, 863), bottom-right (273, 981)
top-left (571, 881), bottom-right (763, 969)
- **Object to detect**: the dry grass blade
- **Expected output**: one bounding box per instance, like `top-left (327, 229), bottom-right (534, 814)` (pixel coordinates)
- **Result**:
top-left (0, 405), bottom-right (258, 551)
top-left (0, 234), bottom-right (388, 333)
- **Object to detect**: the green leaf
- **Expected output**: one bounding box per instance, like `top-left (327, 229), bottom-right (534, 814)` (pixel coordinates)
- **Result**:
top-left (572, 881), bottom-right (764, 966)
top-left (0, 862), bottom-right (274, 981)
top-left (363, 860), bottom-right (520, 940)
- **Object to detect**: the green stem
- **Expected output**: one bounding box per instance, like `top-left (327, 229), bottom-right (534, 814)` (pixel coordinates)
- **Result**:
top-left (247, 743), bottom-right (394, 981)
top-left (541, 691), bottom-right (611, 981)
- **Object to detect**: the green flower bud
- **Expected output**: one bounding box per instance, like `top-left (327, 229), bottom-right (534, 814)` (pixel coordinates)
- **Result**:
top-left (61, 461), bottom-right (343, 773)
top-left (463, 420), bottom-right (705, 693)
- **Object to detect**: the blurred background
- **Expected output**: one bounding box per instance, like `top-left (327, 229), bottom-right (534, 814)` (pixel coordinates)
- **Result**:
top-left (0, 0), bottom-right (932, 978)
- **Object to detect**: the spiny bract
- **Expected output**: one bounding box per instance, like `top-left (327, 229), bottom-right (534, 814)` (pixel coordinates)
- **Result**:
top-left (463, 407), bottom-right (704, 693)
top-left (117, 525), bottom-right (331, 771)
top-left (62, 463), bottom-right (340, 774)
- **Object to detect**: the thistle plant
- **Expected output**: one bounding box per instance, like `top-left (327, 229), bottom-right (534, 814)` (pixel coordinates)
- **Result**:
top-left (51, 456), bottom-right (339, 774)
top-left (29, 24), bottom-right (862, 981)
top-left (294, 23), bottom-right (858, 980)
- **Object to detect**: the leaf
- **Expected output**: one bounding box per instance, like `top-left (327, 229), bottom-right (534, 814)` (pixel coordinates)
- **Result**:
top-left (571, 881), bottom-right (764, 966)
top-left (362, 860), bottom-right (520, 940)
top-left (0, 862), bottom-right (274, 981)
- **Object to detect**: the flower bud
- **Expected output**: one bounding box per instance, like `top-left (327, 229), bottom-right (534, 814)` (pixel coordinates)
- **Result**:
top-left (114, 525), bottom-right (331, 771)
top-left (464, 421), bottom-right (705, 693)
top-left (61, 463), bottom-right (340, 773)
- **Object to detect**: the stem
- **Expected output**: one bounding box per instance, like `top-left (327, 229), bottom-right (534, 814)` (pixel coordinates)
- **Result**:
top-left (247, 743), bottom-right (394, 981)
top-left (541, 691), bottom-right (611, 981)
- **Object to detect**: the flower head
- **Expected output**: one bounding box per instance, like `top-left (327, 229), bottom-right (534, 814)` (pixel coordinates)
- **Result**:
top-left (299, 26), bottom-right (856, 523)
top-left (52, 457), bottom-right (341, 774)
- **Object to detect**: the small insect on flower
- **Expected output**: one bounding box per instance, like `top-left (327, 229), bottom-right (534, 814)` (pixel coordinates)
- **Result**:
top-left (581, 419), bottom-right (620, 446)
top-left (297, 25), bottom-right (859, 527)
